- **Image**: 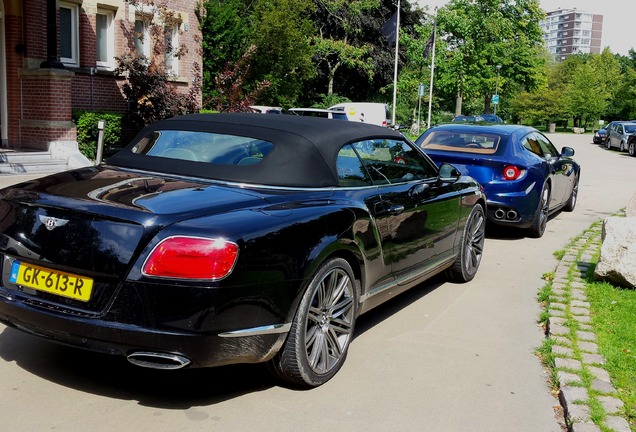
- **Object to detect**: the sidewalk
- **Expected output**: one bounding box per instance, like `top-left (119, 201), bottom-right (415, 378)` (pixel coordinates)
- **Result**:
top-left (546, 221), bottom-right (631, 432)
top-left (0, 173), bottom-right (47, 189)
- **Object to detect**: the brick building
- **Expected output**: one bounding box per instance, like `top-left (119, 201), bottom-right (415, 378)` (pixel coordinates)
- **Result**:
top-left (0, 0), bottom-right (201, 169)
top-left (540, 8), bottom-right (603, 61)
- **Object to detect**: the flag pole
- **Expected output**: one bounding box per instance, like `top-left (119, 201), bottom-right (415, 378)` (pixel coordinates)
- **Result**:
top-left (426, 9), bottom-right (437, 130)
top-left (391, 0), bottom-right (400, 127)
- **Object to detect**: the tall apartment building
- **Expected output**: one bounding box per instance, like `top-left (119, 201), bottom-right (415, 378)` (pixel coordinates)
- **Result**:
top-left (540, 8), bottom-right (603, 61)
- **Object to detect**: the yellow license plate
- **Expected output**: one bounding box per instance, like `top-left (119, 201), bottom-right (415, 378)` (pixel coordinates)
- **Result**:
top-left (9, 261), bottom-right (93, 302)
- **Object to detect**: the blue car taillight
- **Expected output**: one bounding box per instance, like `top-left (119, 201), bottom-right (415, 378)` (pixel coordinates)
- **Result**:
top-left (502, 165), bottom-right (525, 181)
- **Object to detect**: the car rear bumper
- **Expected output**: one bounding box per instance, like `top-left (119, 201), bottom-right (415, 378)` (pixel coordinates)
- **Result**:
top-left (484, 184), bottom-right (539, 228)
top-left (0, 288), bottom-right (290, 369)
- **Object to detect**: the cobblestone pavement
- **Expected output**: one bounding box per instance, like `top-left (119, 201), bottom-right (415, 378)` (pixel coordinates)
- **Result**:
top-left (547, 222), bottom-right (632, 432)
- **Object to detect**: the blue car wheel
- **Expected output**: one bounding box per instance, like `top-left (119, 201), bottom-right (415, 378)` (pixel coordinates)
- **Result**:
top-left (529, 183), bottom-right (550, 238)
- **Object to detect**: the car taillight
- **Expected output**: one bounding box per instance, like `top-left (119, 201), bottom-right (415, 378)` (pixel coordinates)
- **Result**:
top-left (142, 236), bottom-right (239, 280)
top-left (502, 165), bottom-right (523, 181)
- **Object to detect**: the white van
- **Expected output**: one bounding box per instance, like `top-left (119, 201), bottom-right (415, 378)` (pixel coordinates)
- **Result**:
top-left (328, 102), bottom-right (389, 127)
top-left (286, 108), bottom-right (348, 121)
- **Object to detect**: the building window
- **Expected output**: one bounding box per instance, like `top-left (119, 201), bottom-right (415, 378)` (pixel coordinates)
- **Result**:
top-left (164, 24), bottom-right (179, 76)
top-left (135, 18), bottom-right (151, 59)
top-left (59, 2), bottom-right (79, 66)
top-left (96, 9), bottom-right (114, 69)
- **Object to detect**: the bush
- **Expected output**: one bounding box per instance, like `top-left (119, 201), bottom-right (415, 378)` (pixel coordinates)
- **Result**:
top-left (73, 111), bottom-right (124, 160)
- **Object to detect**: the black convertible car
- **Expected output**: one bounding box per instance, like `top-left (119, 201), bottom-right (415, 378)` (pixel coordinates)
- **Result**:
top-left (0, 113), bottom-right (486, 387)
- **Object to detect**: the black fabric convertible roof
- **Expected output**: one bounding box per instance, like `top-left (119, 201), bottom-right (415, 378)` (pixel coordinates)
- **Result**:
top-left (107, 113), bottom-right (406, 187)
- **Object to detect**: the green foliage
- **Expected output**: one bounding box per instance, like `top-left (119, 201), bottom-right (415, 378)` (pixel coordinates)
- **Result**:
top-left (196, 0), bottom-right (252, 107)
top-left (73, 111), bottom-right (123, 160)
top-left (311, 93), bottom-right (351, 109)
top-left (586, 280), bottom-right (636, 426)
top-left (211, 45), bottom-right (271, 112)
top-left (249, 0), bottom-right (317, 106)
top-left (435, 0), bottom-right (546, 116)
top-left (310, 0), bottom-right (383, 97)
top-left (193, 0), bottom-right (636, 126)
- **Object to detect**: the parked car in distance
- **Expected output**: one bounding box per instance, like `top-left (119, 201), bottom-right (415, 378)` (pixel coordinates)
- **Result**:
top-left (451, 115), bottom-right (485, 123)
top-left (606, 121), bottom-right (636, 151)
top-left (593, 124), bottom-right (610, 144)
top-left (249, 105), bottom-right (283, 114)
top-left (328, 102), bottom-right (389, 127)
top-left (285, 107), bottom-right (348, 121)
top-left (0, 113), bottom-right (487, 388)
top-left (416, 123), bottom-right (580, 238)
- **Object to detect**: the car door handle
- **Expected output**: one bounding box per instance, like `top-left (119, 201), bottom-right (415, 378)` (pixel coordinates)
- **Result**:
top-left (387, 205), bottom-right (405, 215)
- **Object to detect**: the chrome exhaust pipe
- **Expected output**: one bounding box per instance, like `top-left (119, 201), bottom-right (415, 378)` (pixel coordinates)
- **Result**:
top-left (127, 352), bottom-right (191, 370)
top-left (506, 210), bottom-right (518, 220)
top-left (494, 209), bottom-right (505, 219)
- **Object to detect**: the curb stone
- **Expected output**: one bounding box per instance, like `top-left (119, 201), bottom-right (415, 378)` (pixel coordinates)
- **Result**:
top-left (544, 224), bottom-right (632, 432)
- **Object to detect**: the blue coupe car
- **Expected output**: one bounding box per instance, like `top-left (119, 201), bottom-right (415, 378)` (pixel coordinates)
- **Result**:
top-left (415, 124), bottom-right (580, 238)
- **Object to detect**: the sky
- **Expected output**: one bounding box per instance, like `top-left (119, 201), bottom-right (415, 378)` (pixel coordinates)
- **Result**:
top-left (415, 0), bottom-right (636, 56)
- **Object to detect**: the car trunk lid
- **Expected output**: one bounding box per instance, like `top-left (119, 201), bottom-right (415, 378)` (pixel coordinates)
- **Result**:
top-left (0, 166), bottom-right (270, 315)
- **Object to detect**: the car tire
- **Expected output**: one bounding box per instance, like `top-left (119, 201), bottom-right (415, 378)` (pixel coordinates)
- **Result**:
top-left (620, 141), bottom-right (625, 152)
top-left (629, 141), bottom-right (636, 157)
top-left (267, 257), bottom-right (357, 387)
top-left (447, 204), bottom-right (485, 282)
top-left (528, 183), bottom-right (551, 238)
top-left (563, 175), bottom-right (579, 212)
top-left (606, 139), bottom-right (612, 150)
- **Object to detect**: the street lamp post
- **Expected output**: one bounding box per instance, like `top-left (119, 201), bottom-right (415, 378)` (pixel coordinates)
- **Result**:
top-left (494, 65), bottom-right (501, 115)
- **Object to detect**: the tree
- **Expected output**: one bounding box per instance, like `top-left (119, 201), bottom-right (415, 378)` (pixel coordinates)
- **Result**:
top-left (196, 0), bottom-right (253, 108)
top-left (249, 0), bottom-right (317, 106)
top-left (435, 0), bottom-right (546, 116)
top-left (312, 0), bottom-right (379, 96)
top-left (547, 51), bottom-right (621, 128)
top-left (211, 45), bottom-right (271, 112)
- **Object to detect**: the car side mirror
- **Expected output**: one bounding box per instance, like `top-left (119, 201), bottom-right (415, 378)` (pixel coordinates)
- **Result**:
top-left (438, 163), bottom-right (461, 183)
top-left (561, 147), bottom-right (575, 157)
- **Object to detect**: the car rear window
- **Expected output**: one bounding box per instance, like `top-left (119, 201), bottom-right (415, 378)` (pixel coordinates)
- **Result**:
top-left (130, 130), bottom-right (274, 166)
top-left (624, 124), bottom-right (636, 134)
top-left (419, 131), bottom-right (500, 154)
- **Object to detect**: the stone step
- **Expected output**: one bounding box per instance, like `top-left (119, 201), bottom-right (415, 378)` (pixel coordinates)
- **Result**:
top-left (0, 150), bottom-right (69, 175)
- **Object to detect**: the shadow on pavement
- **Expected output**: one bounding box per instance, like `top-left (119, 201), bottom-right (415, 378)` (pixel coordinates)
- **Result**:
top-left (0, 325), bottom-right (275, 408)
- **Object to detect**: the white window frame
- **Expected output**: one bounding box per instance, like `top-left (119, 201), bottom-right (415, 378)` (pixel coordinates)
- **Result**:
top-left (164, 24), bottom-right (180, 77)
top-left (96, 8), bottom-right (115, 69)
top-left (59, 1), bottom-right (79, 66)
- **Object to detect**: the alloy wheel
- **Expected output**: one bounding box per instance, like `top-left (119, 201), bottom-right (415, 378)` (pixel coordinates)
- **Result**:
top-left (463, 208), bottom-right (485, 276)
top-left (304, 267), bottom-right (355, 375)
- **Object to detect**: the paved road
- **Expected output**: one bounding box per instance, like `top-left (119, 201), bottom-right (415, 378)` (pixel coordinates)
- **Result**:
top-left (1, 135), bottom-right (635, 432)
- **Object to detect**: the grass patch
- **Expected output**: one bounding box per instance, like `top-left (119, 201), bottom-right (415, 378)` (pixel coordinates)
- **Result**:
top-left (538, 217), bottom-right (635, 430)
top-left (553, 249), bottom-right (566, 260)
top-left (586, 277), bottom-right (636, 426)
top-left (536, 337), bottom-right (559, 391)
